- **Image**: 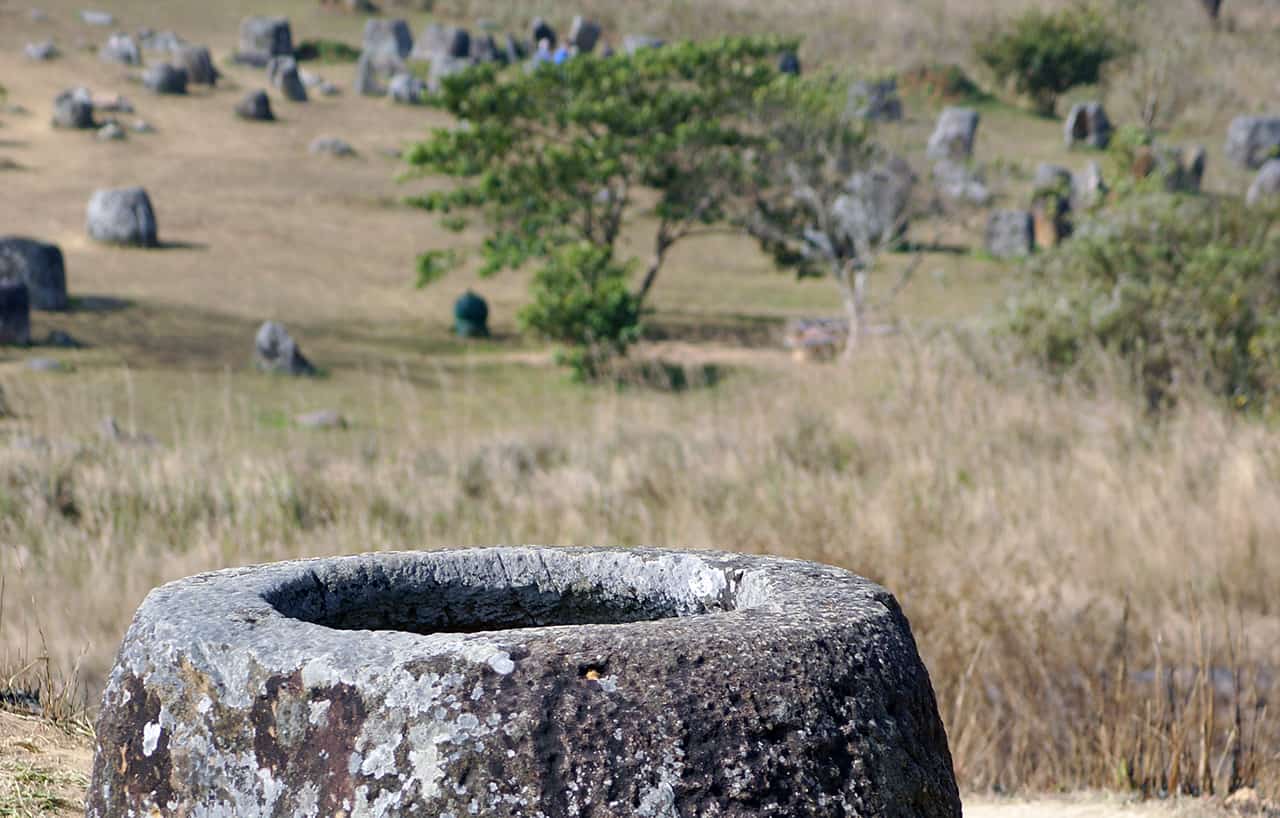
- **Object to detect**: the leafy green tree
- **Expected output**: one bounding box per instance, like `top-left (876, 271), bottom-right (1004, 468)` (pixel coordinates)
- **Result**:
top-left (744, 79), bottom-right (916, 358)
top-left (977, 5), bottom-right (1131, 116)
top-left (404, 37), bottom-right (793, 374)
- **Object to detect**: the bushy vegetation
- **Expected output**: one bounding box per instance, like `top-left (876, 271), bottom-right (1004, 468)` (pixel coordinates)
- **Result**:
top-left (294, 38), bottom-right (361, 63)
top-left (1008, 194), bottom-right (1280, 411)
top-left (976, 4), bottom-right (1131, 115)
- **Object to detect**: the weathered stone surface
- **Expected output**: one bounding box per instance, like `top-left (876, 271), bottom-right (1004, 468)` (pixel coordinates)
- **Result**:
top-left (295, 408), bottom-right (346, 429)
top-left (1225, 116), bottom-right (1280, 169)
top-left (0, 279), bottom-right (31, 346)
top-left (1246, 159), bottom-right (1280, 207)
top-left (848, 78), bottom-right (903, 122)
top-left (927, 107), bottom-right (979, 161)
top-left (86, 187), bottom-right (158, 247)
top-left (1072, 160), bottom-right (1107, 210)
top-left (569, 15), bottom-right (602, 53)
top-left (235, 90), bottom-right (274, 121)
top-left (173, 44), bottom-right (218, 86)
top-left (25, 40), bottom-right (58, 60)
top-left (0, 238), bottom-right (69, 311)
top-left (388, 72), bottom-right (427, 104)
top-left (96, 121), bottom-right (125, 141)
top-left (363, 18), bottom-right (413, 64)
top-left (834, 155), bottom-right (916, 247)
top-left (142, 63), bottom-right (188, 95)
top-left (79, 9), bottom-right (113, 26)
top-left (51, 88), bottom-right (93, 129)
top-left (412, 23), bottom-right (470, 61)
top-left (87, 547), bottom-right (960, 818)
top-left (985, 209), bottom-right (1034, 258)
top-left (139, 30), bottom-right (184, 53)
top-left (254, 320), bottom-right (315, 376)
top-left (267, 56), bottom-right (308, 102)
top-left (531, 17), bottom-right (557, 48)
top-left (238, 16), bottom-right (293, 65)
top-left (99, 32), bottom-right (140, 64)
top-left (931, 159), bottom-right (989, 205)
top-left (1032, 163), bottom-right (1073, 197)
top-left (309, 136), bottom-right (355, 157)
top-left (1064, 101), bottom-right (1111, 149)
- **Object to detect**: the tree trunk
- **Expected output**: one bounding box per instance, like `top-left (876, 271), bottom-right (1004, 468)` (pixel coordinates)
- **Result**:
top-left (635, 230), bottom-right (671, 305)
top-left (837, 262), bottom-right (866, 362)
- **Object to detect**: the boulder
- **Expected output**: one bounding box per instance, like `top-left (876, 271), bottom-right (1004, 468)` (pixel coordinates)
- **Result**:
top-left (51, 88), bottom-right (94, 129)
top-left (253, 320), bottom-right (315, 375)
top-left (471, 33), bottom-right (501, 65)
top-left (96, 121), bottom-right (125, 141)
top-left (267, 56), bottom-right (308, 102)
top-left (931, 159), bottom-right (990, 205)
top-left (778, 51), bottom-right (801, 75)
top-left (1225, 116), bottom-right (1280, 169)
top-left (173, 45), bottom-right (219, 85)
top-left (985, 209), bottom-right (1034, 258)
top-left (99, 32), bottom-right (140, 64)
top-left (362, 18), bottom-right (413, 64)
top-left (848, 78), bottom-right (903, 122)
top-left (1064, 101), bottom-right (1112, 149)
top-left (238, 16), bottom-right (293, 65)
top-left (622, 34), bottom-right (664, 55)
top-left (1072, 161), bottom-right (1107, 210)
top-left (0, 280), bottom-right (30, 346)
top-left (531, 17), bottom-right (557, 48)
top-left (26, 357), bottom-right (66, 373)
top-left (388, 72), bottom-right (426, 104)
top-left (79, 9), bottom-right (114, 26)
top-left (295, 409), bottom-right (346, 429)
top-left (412, 23), bottom-right (470, 61)
top-left (834, 155), bottom-right (916, 247)
top-left (142, 63), bottom-right (188, 95)
top-left (86, 187), bottom-right (158, 247)
top-left (25, 40), bottom-right (58, 60)
top-left (235, 90), bottom-right (274, 121)
top-left (1246, 159), bottom-right (1280, 207)
top-left (1031, 197), bottom-right (1068, 249)
top-left (0, 238), bottom-right (68, 310)
top-left (139, 30), bottom-right (184, 53)
top-left (569, 15), bottom-right (602, 53)
top-left (927, 107), bottom-right (979, 161)
top-left (86, 547), bottom-right (961, 818)
top-left (1032, 163), bottom-right (1073, 197)
top-left (354, 52), bottom-right (385, 96)
top-left (309, 136), bottom-right (355, 157)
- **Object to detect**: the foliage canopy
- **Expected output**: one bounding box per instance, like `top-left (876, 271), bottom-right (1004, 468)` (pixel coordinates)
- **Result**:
top-left (976, 5), bottom-right (1131, 116)
top-left (404, 36), bottom-right (794, 374)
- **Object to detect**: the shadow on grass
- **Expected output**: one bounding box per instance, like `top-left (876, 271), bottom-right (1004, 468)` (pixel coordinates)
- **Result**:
top-left (70, 295), bottom-right (133, 313)
top-left (605, 359), bottom-right (726, 393)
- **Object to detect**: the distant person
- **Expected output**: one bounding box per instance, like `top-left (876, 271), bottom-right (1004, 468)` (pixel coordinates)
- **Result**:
top-left (533, 37), bottom-right (553, 65)
top-left (553, 43), bottom-right (571, 65)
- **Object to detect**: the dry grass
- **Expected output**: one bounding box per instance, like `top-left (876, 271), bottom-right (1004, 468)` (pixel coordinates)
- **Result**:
top-left (1, 337), bottom-right (1278, 796)
top-left (0, 0), bottom-right (1279, 804)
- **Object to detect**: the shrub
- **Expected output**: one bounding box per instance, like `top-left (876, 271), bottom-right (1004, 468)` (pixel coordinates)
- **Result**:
top-left (1007, 194), bottom-right (1280, 411)
top-left (976, 5), bottom-right (1131, 116)
top-left (294, 38), bottom-right (360, 63)
top-left (518, 243), bottom-right (644, 381)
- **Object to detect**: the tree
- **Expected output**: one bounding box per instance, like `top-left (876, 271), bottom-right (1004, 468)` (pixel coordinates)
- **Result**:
top-left (403, 37), bottom-right (793, 375)
top-left (744, 79), bottom-right (917, 358)
top-left (976, 5), bottom-right (1131, 117)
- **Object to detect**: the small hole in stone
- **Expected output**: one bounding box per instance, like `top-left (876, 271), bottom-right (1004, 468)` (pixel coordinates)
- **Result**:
top-left (580, 665), bottom-right (605, 680)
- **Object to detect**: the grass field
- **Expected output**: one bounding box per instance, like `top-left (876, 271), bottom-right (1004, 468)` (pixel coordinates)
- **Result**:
top-left (2, 0), bottom-right (1280, 811)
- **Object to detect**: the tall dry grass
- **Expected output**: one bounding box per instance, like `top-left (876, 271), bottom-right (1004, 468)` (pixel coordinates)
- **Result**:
top-left (0, 335), bottom-right (1276, 796)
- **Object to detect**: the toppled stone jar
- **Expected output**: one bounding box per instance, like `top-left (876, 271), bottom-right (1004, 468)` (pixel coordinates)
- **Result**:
top-left (87, 547), bottom-right (961, 817)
